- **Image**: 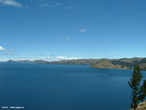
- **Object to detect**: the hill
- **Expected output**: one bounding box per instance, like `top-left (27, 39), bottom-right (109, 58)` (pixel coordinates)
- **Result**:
top-left (7, 57), bottom-right (146, 70)
top-left (50, 59), bottom-right (99, 65)
top-left (89, 58), bottom-right (146, 70)
top-left (7, 59), bottom-right (99, 65)
top-left (89, 59), bottom-right (130, 69)
top-left (139, 58), bottom-right (146, 70)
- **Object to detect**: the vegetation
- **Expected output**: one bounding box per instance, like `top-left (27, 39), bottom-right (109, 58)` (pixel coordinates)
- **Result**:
top-left (128, 65), bottom-right (146, 110)
top-left (89, 59), bottom-right (131, 69)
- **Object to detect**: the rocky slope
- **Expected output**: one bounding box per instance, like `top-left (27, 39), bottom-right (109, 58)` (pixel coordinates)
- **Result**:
top-left (131, 100), bottom-right (146, 110)
top-left (89, 60), bottom-right (131, 69)
top-left (7, 59), bottom-right (99, 65)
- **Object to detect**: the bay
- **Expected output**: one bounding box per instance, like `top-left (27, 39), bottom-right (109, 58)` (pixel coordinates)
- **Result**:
top-left (0, 63), bottom-right (146, 110)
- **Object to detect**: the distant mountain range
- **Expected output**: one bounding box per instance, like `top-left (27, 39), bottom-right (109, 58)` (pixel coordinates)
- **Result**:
top-left (7, 57), bottom-right (146, 70)
top-left (7, 59), bottom-right (99, 65)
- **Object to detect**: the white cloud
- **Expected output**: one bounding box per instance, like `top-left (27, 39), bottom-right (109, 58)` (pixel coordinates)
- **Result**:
top-left (40, 3), bottom-right (48, 7)
top-left (25, 6), bottom-right (29, 9)
top-left (66, 6), bottom-right (74, 9)
top-left (4, 56), bottom-right (81, 62)
top-left (10, 49), bottom-right (15, 51)
top-left (0, 0), bottom-right (23, 8)
top-left (56, 56), bottom-right (80, 60)
top-left (0, 48), bottom-right (17, 56)
top-left (21, 56), bottom-right (80, 62)
top-left (39, 54), bottom-right (46, 56)
top-left (42, 56), bottom-right (81, 61)
top-left (1, 53), bottom-right (17, 56)
top-left (68, 57), bottom-right (81, 60)
top-left (0, 58), bottom-right (9, 62)
top-left (50, 54), bottom-right (57, 56)
top-left (100, 15), bottom-right (107, 18)
top-left (19, 58), bottom-right (34, 61)
top-left (65, 37), bottom-right (70, 40)
top-left (50, 3), bottom-right (61, 7)
top-left (0, 46), bottom-right (5, 50)
top-left (40, 3), bottom-right (61, 8)
top-left (57, 56), bottom-right (67, 59)
top-left (78, 29), bottom-right (87, 32)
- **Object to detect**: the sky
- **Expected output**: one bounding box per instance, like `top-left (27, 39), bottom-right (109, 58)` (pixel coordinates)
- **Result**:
top-left (0, 0), bottom-right (146, 62)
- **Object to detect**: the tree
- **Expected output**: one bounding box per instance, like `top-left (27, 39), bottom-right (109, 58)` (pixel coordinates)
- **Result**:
top-left (128, 65), bottom-right (146, 110)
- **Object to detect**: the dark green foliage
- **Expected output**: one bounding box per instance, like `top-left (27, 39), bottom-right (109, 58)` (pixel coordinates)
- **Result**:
top-left (128, 65), bottom-right (146, 110)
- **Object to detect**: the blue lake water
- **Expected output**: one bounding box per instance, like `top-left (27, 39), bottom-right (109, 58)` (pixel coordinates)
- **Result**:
top-left (0, 63), bottom-right (146, 110)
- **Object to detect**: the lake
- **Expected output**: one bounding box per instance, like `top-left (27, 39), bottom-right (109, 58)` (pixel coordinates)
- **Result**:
top-left (0, 63), bottom-right (146, 110)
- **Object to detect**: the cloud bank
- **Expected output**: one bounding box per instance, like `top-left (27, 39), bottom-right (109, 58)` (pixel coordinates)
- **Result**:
top-left (39, 56), bottom-right (81, 62)
top-left (78, 29), bottom-right (87, 32)
top-left (65, 37), bottom-right (70, 40)
top-left (56, 56), bottom-right (80, 60)
top-left (2, 56), bottom-right (81, 62)
top-left (0, 46), bottom-right (5, 50)
top-left (66, 6), bottom-right (74, 9)
top-left (0, 58), bottom-right (9, 62)
top-left (100, 15), bottom-right (107, 18)
top-left (40, 3), bottom-right (61, 8)
top-left (0, 0), bottom-right (23, 8)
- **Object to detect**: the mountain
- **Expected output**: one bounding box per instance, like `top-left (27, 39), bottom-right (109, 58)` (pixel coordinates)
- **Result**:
top-left (7, 60), bottom-right (48, 64)
top-left (6, 57), bottom-right (146, 70)
top-left (139, 58), bottom-right (146, 64)
top-left (17, 60), bottom-right (32, 63)
top-left (89, 59), bottom-right (130, 70)
top-left (50, 59), bottom-right (99, 65)
top-left (7, 60), bottom-right (33, 63)
top-left (7, 59), bottom-right (16, 63)
top-left (89, 57), bottom-right (146, 70)
top-left (138, 58), bottom-right (146, 70)
top-left (32, 60), bottom-right (49, 64)
top-left (7, 59), bottom-right (99, 65)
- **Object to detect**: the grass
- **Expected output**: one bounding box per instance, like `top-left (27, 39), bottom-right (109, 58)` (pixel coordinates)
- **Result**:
top-left (131, 100), bottom-right (146, 110)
